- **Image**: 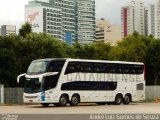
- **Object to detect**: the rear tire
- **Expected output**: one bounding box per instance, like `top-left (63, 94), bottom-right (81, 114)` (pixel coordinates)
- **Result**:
top-left (96, 102), bottom-right (107, 105)
top-left (41, 103), bottom-right (49, 107)
top-left (114, 94), bottom-right (122, 105)
top-left (70, 95), bottom-right (80, 106)
top-left (59, 95), bottom-right (68, 107)
top-left (123, 95), bottom-right (131, 105)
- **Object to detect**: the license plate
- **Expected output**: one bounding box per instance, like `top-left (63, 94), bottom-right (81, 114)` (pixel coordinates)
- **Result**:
top-left (29, 100), bottom-right (33, 103)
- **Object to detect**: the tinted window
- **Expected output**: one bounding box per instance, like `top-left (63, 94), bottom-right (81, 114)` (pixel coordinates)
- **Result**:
top-left (24, 78), bottom-right (41, 93)
top-left (47, 61), bottom-right (65, 72)
top-left (137, 83), bottom-right (144, 90)
top-left (61, 81), bottom-right (117, 91)
top-left (42, 74), bottom-right (59, 91)
top-left (65, 62), bottom-right (144, 75)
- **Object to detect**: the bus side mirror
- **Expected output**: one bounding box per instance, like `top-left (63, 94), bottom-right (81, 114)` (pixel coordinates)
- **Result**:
top-left (17, 73), bottom-right (26, 83)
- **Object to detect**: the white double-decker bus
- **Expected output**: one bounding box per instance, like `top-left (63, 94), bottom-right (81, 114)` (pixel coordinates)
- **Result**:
top-left (17, 58), bottom-right (145, 107)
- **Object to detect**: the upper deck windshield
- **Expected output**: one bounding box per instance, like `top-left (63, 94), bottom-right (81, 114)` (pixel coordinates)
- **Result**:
top-left (27, 59), bottom-right (66, 75)
top-left (27, 61), bottom-right (49, 75)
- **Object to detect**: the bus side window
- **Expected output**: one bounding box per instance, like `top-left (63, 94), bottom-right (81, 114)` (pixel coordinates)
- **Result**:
top-left (121, 65), bottom-right (129, 74)
top-left (93, 63), bottom-right (100, 73)
top-left (47, 61), bottom-right (64, 73)
top-left (65, 62), bottom-right (75, 74)
top-left (80, 62), bottom-right (91, 73)
top-left (135, 65), bottom-right (143, 74)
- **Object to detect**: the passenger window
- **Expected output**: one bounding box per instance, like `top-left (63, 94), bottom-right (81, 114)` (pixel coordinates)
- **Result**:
top-left (93, 63), bottom-right (101, 73)
top-left (47, 61), bottom-right (64, 72)
top-left (80, 63), bottom-right (91, 72)
top-left (65, 62), bottom-right (76, 74)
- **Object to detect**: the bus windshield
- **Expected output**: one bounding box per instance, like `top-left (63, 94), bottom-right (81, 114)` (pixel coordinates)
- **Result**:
top-left (27, 61), bottom-right (49, 75)
top-left (24, 78), bottom-right (41, 93)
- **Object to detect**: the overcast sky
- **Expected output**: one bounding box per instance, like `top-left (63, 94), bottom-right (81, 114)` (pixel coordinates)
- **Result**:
top-left (0, 0), bottom-right (157, 30)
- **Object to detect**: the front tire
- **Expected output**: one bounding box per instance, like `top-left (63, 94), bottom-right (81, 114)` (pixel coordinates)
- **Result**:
top-left (70, 95), bottom-right (80, 106)
top-left (59, 95), bottom-right (68, 107)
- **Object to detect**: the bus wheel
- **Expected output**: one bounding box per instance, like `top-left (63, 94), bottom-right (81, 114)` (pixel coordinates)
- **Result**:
top-left (114, 94), bottom-right (122, 105)
top-left (41, 103), bottom-right (49, 107)
top-left (70, 94), bottom-right (80, 106)
top-left (96, 102), bottom-right (107, 105)
top-left (59, 95), bottom-right (68, 107)
top-left (123, 95), bottom-right (131, 105)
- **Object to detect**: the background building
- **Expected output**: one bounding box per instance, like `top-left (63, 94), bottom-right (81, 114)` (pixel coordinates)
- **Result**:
top-left (96, 19), bottom-right (121, 46)
top-left (144, 7), bottom-right (148, 37)
top-left (121, 1), bottom-right (145, 37)
top-left (25, 0), bottom-right (95, 44)
top-left (1, 25), bottom-right (16, 36)
top-left (75, 0), bottom-right (96, 44)
top-left (25, 0), bottom-right (74, 40)
top-left (148, 4), bottom-right (155, 37)
top-left (148, 0), bottom-right (160, 39)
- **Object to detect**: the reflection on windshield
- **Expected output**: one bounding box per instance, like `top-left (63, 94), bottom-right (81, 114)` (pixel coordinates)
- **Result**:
top-left (24, 78), bottom-right (41, 93)
top-left (27, 61), bottom-right (49, 75)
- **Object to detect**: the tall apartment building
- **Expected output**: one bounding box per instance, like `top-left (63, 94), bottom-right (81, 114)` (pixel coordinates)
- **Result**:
top-left (148, 0), bottom-right (160, 39)
top-left (25, 0), bottom-right (95, 44)
top-left (96, 19), bottom-right (121, 46)
top-left (144, 7), bottom-right (148, 37)
top-left (121, 1), bottom-right (145, 37)
top-left (148, 4), bottom-right (155, 37)
top-left (25, 0), bottom-right (74, 40)
top-left (1, 25), bottom-right (16, 36)
top-left (75, 0), bottom-right (95, 44)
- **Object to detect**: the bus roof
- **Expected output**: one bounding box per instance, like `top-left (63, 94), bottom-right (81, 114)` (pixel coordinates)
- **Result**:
top-left (32, 58), bottom-right (144, 65)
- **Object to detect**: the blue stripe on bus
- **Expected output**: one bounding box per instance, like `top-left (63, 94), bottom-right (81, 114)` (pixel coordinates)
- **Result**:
top-left (41, 91), bottom-right (45, 101)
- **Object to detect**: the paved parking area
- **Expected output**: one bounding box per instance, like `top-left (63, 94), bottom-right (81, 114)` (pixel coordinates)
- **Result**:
top-left (0, 103), bottom-right (159, 114)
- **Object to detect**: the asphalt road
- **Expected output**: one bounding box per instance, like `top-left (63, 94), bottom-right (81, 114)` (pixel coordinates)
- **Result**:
top-left (0, 103), bottom-right (159, 114)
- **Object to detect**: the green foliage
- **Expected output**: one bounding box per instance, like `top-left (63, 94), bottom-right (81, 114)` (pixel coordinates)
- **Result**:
top-left (109, 34), bottom-right (149, 62)
top-left (0, 26), bottom-right (160, 86)
top-left (19, 22), bottom-right (32, 38)
top-left (72, 42), bottom-right (111, 60)
top-left (146, 40), bottom-right (160, 85)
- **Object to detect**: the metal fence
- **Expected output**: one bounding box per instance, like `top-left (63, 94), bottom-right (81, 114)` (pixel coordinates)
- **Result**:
top-left (145, 86), bottom-right (160, 101)
top-left (4, 88), bottom-right (24, 104)
top-left (0, 86), bottom-right (159, 104)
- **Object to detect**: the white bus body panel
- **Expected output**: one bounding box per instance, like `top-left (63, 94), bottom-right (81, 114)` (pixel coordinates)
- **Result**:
top-left (23, 59), bottom-right (145, 104)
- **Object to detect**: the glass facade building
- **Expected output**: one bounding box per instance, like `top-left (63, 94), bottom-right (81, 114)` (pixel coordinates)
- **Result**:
top-left (25, 0), bottom-right (95, 43)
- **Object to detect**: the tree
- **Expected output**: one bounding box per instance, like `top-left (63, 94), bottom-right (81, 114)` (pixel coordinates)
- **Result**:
top-left (92, 43), bottom-right (111, 60)
top-left (109, 33), bottom-right (149, 62)
top-left (146, 40), bottom-right (160, 85)
top-left (19, 22), bottom-right (32, 39)
top-left (0, 35), bottom-right (22, 87)
top-left (72, 42), bottom-right (111, 60)
top-left (17, 32), bottom-right (69, 74)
